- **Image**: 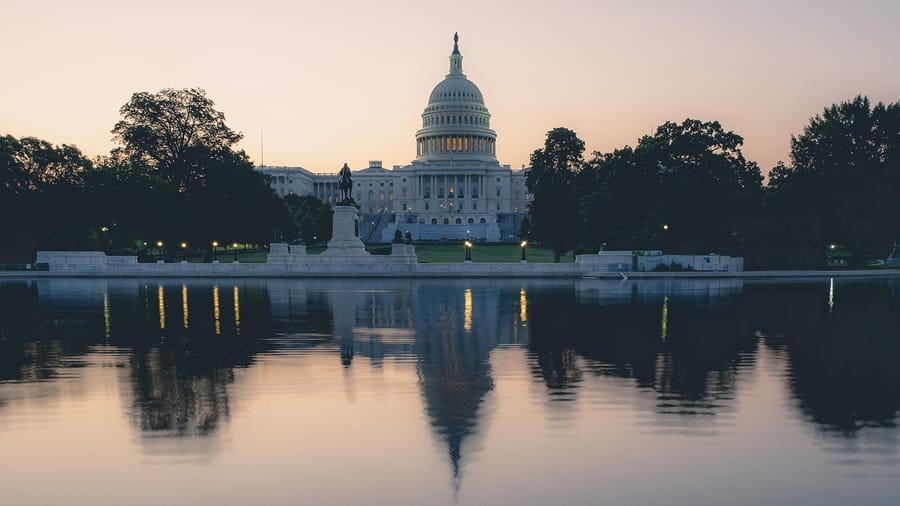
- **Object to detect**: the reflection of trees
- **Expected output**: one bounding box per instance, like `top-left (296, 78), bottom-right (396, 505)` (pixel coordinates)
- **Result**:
top-left (0, 280), bottom-right (276, 446)
top-left (0, 280), bottom-right (97, 382)
top-left (748, 281), bottom-right (900, 434)
top-left (528, 287), bottom-right (756, 419)
top-left (126, 283), bottom-right (274, 438)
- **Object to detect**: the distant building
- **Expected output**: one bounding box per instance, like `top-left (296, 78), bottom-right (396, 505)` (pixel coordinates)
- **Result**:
top-left (258, 34), bottom-right (530, 242)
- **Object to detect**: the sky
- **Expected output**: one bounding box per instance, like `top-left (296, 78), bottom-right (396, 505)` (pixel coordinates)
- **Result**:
top-left (2, 0), bottom-right (899, 176)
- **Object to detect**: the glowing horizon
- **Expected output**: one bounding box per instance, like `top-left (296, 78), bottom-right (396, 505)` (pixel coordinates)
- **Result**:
top-left (2, 0), bottom-right (899, 176)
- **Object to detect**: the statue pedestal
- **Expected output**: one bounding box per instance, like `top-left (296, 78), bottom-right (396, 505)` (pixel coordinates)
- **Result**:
top-left (321, 205), bottom-right (373, 261)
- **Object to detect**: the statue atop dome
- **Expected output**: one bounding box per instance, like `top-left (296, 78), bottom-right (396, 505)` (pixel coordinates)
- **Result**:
top-left (452, 32), bottom-right (460, 55)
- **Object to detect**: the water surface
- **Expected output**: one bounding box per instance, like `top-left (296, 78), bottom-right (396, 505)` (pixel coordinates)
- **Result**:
top-left (1, 277), bottom-right (899, 505)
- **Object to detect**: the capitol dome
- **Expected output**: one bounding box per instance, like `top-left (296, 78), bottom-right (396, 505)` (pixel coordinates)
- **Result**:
top-left (415, 33), bottom-right (497, 162)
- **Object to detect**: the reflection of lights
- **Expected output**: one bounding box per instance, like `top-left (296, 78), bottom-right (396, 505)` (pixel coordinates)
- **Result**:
top-left (158, 285), bottom-right (165, 329)
top-left (182, 284), bottom-right (189, 329)
top-left (213, 285), bottom-right (221, 335)
top-left (519, 288), bottom-right (527, 326)
top-left (464, 288), bottom-right (473, 332)
top-left (103, 291), bottom-right (111, 339)
top-left (828, 278), bottom-right (834, 316)
top-left (233, 286), bottom-right (241, 335)
top-left (661, 296), bottom-right (669, 341)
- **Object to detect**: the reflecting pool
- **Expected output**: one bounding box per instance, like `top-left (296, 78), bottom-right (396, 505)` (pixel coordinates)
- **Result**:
top-left (1, 277), bottom-right (899, 505)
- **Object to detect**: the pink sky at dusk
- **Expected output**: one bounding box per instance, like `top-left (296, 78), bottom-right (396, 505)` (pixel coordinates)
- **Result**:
top-left (2, 0), bottom-right (898, 176)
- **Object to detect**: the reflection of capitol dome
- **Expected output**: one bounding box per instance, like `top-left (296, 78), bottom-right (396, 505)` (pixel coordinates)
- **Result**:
top-left (416, 33), bottom-right (497, 162)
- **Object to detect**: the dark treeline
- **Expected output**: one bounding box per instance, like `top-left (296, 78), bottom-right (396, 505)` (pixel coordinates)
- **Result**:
top-left (0, 88), bottom-right (330, 262)
top-left (525, 96), bottom-right (900, 267)
top-left (3, 93), bottom-right (899, 268)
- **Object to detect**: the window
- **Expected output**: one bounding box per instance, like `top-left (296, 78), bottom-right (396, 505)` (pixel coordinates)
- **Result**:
top-left (472, 201), bottom-right (477, 210)
top-left (455, 218), bottom-right (462, 224)
top-left (480, 218), bottom-right (486, 224)
top-left (425, 202), bottom-right (430, 210)
top-left (496, 187), bottom-right (501, 197)
top-left (402, 188), bottom-right (408, 198)
top-left (402, 202), bottom-right (407, 211)
top-left (431, 218), bottom-right (437, 224)
top-left (467, 218), bottom-right (474, 224)
top-left (380, 182), bottom-right (384, 186)
top-left (379, 191), bottom-right (385, 201)
top-left (368, 190), bottom-right (374, 201)
top-left (443, 218), bottom-right (449, 225)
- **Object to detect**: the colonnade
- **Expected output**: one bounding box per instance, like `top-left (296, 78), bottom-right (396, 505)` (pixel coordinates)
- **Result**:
top-left (416, 135), bottom-right (496, 157)
top-left (416, 174), bottom-right (483, 199)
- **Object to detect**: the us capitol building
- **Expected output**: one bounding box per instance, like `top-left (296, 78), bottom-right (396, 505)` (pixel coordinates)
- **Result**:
top-left (258, 34), bottom-right (530, 243)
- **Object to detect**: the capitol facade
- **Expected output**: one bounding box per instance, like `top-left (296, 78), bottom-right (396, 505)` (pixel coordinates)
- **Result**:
top-left (258, 34), bottom-right (530, 242)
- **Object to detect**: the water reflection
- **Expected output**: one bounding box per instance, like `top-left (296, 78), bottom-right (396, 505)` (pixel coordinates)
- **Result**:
top-left (2, 277), bottom-right (900, 502)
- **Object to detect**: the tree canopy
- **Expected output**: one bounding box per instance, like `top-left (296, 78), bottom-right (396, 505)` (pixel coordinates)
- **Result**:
top-left (581, 119), bottom-right (763, 254)
top-left (112, 88), bottom-right (242, 191)
top-left (525, 127), bottom-right (585, 262)
top-left (766, 96), bottom-right (900, 265)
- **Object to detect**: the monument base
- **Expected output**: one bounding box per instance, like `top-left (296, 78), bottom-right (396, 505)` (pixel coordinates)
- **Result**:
top-left (321, 205), bottom-right (373, 261)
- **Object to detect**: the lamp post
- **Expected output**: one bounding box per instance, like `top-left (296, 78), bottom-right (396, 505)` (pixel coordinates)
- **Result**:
top-left (180, 242), bottom-right (187, 262)
top-left (521, 240), bottom-right (527, 262)
top-left (232, 243), bottom-right (239, 263)
top-left (156, 241), bottom-right (164, 262)
top-left (212, 241), bottom-right (218, 262)
top-left (464, 241), bottom-right (472, 262)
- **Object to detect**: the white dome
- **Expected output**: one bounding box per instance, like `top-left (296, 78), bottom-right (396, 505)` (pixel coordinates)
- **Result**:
top-left (414, 33), bottom-right (497, 162)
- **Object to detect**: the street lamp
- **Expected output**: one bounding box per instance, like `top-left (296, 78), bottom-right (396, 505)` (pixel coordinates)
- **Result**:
top-left (521, 240), bottom-right (527, 262)
top-left (232, 242), bottom-right (239, 263)
top-left (156, 241), bottom-right (164, 261)
top-left (180, 242), bottom-right (187, 262)
top-left (464, 241), bottom-right (473, 262)
top-left (212, 241), bottom-right (219, 262)
top-left (663, 224), bottom-right (669, 231)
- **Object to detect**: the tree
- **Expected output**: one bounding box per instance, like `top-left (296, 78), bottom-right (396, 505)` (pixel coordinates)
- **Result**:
top-left (0, 135), bottom-right (93, 261)
top-left (108, 88), bottom-right (291, 251)
top-left (283, 194), bottom-right (333, 244)
top-left (112, 88), bottom-right (242, 191)
top-left (525, 128), bottom-right (585, 262)
top-left (768, 96), bottom-right (900, 265)
top-left (581, 119), bottom-right (763, 255)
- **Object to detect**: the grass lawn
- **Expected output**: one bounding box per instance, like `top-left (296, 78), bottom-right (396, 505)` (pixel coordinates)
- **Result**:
top-left (201, 243), bottom-right (573, 263)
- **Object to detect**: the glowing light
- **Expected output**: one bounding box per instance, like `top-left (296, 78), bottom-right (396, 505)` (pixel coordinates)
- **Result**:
top-left (662, 224), bottom-right (669, 231)
top-left (103, 290), bottom-right (111, 339)
top-left (158, 285), bottom-right (165, 330)
top-left (521, 241), bottom-right (527, 248)
top-left (182, 284), bottom-right (189, 330)
top-left (464, 288), bottom-right (473, 332)
top-left (661, 296), bottom-right (669, 341)
top-left (519, 288), bottom-right (527, 326)
top-left (213, 285), bottom-right (221, 335)
top-left (233, 286), bottom-right (241, 335)
top-left (828, 278), bottom-right (834, 316)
